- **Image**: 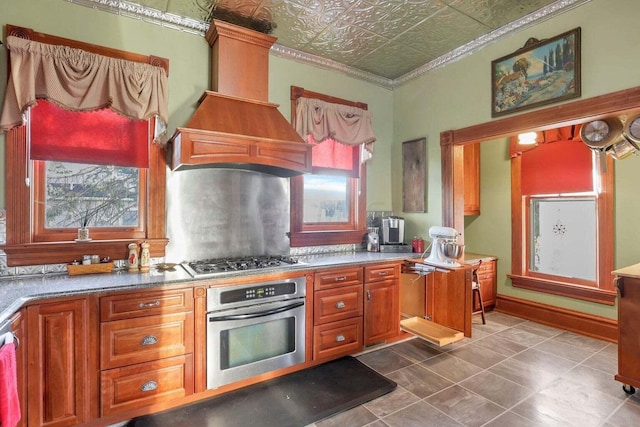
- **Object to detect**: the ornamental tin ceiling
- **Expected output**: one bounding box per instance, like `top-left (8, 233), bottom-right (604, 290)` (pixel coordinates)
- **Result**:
top-left (67, 0), bottom-right (590, 88)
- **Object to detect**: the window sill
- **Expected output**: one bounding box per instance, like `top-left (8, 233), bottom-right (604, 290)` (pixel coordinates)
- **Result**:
top-left (289, 230), bottom-right (366, 247)
top-left (508, 274), bottom-right (617, 305)
top-left (2, 238), bottom-right (168, 267)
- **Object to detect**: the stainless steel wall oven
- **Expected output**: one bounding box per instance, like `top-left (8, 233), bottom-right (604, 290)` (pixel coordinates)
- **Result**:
top-left (206, 276), bottom-right (306, 389)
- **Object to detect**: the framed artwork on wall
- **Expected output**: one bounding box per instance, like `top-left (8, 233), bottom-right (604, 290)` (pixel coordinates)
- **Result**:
top-left (402, 137), bottom-right (426, 213)
top-left (491, 27), bottom-right (581, 117)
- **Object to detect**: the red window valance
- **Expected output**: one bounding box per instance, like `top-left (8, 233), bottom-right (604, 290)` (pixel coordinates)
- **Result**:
top-left (30, 100), bottom-right (149, 168)
top-left (307, 135), bottom-right (360, 177)
top-left (521, 139), bottom-right (593, 195)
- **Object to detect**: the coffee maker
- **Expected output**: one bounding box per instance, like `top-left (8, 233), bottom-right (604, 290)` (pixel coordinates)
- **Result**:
top-left (381, 216), bottom-right (405, 245)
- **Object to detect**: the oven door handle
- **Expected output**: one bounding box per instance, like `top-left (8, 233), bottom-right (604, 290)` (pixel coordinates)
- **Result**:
top-left (209, 301), bottom-right (304, 322)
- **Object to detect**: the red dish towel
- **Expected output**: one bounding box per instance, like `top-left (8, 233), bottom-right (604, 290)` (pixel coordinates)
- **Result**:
top-left (0, 342), bottom-right (21, 427)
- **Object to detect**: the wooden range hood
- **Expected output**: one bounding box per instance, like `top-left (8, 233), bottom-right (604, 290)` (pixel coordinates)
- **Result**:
top-left (169, 20), bottom-right (312, 177)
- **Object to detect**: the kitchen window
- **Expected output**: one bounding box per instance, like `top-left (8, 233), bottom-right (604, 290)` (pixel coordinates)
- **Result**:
top-left (30, 100), bottom-right (148, 242)
top-left (0, 25), bottom-right (169, 266)
top-left (289, 87), bottom-right (373, 247)
top-left (302, 175), bottom-right (349, 223)
top-left (508, 132), bottom-right (616, 304)
top-left (35, 161), bottom-right (144, 241)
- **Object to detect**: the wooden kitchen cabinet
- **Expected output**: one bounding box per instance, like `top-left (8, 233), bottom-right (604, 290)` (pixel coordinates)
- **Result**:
top-left (464, 143), bottom-right (480, 216)
top-left (364, 263), bottom-right (399, 345)
top-left (313, 317), bottom-right (363, 360)
top-left (314, 284), bottom-right (363, 325)
top-left (99, 287), bottom-right (194, 417)
top-left (399, 262), bottom-right (472, 344)
top-left (613, 264), bottom-right (640, 394)
top-left (26, 296), bottom-right (99, 427)
top-left (427, 267), bottom-right (472, 337)
top-left (10, 309), bottom-right (27, 427)
top-left (312, 267), bottom-right (364, 360)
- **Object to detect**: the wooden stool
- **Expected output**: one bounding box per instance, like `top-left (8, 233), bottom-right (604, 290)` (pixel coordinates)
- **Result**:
top-left (472, 261), bottom-right (486, 324)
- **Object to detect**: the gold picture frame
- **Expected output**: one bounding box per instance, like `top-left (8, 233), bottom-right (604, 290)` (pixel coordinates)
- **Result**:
top-left (492, 27), bottom-right (581, 117)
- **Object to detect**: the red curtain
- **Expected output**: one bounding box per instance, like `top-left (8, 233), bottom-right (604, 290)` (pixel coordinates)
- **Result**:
top-left (308, 135), bottom-right (360, 177)
top-left (30, 100), bottom-right (149, 168)
top-left (521, 139), bottom-right (593, 195)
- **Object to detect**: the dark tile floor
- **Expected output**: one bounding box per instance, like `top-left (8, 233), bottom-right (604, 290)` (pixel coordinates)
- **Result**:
top-left (310, 312), bottom-right (640, 427)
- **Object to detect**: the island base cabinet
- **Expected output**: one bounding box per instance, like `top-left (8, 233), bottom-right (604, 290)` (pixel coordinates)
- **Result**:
top-left (615, 274), bottom-right (640, 391)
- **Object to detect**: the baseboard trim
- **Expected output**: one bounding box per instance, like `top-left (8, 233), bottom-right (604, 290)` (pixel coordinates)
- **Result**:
top-left (495, 294), bottom-right (618, 343)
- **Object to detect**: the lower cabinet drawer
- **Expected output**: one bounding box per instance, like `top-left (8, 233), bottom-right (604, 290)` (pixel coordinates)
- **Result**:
top-left (313, 317), bottom-right (363, 360)
top-left (101, 312), bottom-right (194, 369)
top-left (100, 354), bottom-right (194, 417)
top-left (314, 284), bottom-right (363, 325)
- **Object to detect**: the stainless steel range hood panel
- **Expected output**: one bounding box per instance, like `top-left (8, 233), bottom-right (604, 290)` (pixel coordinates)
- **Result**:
top-left (164, 168), bottom-right (291, 262)
top-left (169, 19), bottom-right (312, 177)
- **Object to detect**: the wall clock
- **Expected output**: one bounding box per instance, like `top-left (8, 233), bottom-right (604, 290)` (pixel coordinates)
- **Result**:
top-left (579, 118), bottom-right (622, 149)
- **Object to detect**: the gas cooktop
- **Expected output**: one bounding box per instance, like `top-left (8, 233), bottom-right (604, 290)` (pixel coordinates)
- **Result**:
top-left (183, 255), bottom-right (302, 278)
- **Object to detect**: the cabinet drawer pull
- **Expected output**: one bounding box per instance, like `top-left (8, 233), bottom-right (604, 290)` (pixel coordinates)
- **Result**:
top-left (335, 301), bottom-right (346, 309)
top-left (378, 271), bottom-right (388, 276)
top-left (334, 276), bottom-right (347, 282)
top-left (138, 301), bottom-right (160, 309)
top-left (140, 381), bottom-right (158, 392)
top-left (140, 335), bottom-right (158, 346)
top-left (335, 334), bottom-right (345, 342)
top-left (367, 290), bottom-right (371, 301)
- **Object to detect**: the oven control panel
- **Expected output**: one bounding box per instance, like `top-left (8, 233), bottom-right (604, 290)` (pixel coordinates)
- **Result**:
top-left (220, 281), bottom-right (297, 304)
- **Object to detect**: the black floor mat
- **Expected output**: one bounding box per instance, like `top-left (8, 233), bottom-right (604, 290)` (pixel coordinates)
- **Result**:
top-left (128, 356), bottom-right (396, 427)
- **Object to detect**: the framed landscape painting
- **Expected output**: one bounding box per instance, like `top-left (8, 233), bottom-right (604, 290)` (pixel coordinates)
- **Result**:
top-left (491, 27), bottom-right (581, 117)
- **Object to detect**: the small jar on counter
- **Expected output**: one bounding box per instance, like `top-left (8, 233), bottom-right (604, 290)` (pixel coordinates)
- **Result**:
top-left (139, 242), bottom-right (151, 273)
top-left (412, 237), bottom-right (425, 254)
top-left (127, 243), bottom-right (139, 271)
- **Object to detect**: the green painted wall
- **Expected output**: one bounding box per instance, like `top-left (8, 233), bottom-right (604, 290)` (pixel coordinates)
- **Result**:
top-left (2, 0), bottom-right (639, 321)
top-left (393, 0), bottom-right (640, 320)
top-left (268, 57), bottom-right (394, 212)
top-left (0, 0), bottom-right (394, 212)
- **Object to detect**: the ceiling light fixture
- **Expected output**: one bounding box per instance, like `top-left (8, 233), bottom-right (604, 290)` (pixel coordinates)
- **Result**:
top-left (518, 131), bottom-right (538, 145)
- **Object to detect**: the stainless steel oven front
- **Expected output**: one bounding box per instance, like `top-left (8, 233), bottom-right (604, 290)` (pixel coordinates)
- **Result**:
top-left (206, 276), bottom-right (306, 389)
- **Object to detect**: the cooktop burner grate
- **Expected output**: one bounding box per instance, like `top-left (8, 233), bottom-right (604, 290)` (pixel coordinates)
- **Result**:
top-left (185, 255), bottom-right (301, 276)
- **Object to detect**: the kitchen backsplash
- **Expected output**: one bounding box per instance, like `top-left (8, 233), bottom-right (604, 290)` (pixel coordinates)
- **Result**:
top-left (0, 207), bottom-right (395, 277)
top-left (0, 210), bottom-right (162, 277)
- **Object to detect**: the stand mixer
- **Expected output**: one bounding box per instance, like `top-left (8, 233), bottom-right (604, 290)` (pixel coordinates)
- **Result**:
top-left (424, 226), bottom-right (464, 268)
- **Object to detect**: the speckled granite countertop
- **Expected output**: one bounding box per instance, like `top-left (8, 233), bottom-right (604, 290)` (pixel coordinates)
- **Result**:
top-left (0, 251), bottom-right (415, 333)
